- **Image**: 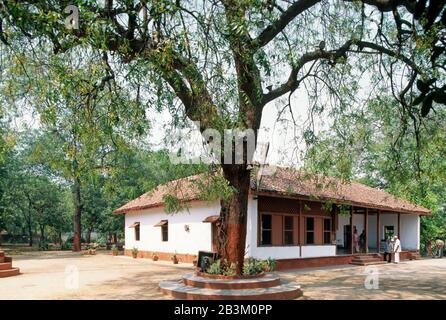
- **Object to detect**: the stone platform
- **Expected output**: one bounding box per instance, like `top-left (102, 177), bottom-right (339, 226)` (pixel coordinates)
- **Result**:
top-left (159, 272), bottom-right (302, 300)
top-left (0, 251), bottom-right (20, 278)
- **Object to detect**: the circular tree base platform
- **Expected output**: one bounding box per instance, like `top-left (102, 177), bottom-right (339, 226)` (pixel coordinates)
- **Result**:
top-left (0, 251), bottom-right (20, 278)
top-left (159, 272), bottom-right (302, 300)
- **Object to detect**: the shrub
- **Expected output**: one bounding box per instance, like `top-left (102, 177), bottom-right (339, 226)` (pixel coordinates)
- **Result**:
top-left (39, 241), bottom-right (49, 251)
top-left (60, 241), bottom-right (71, 251)
top-left (263, 257), bottom-right (277, 272)
top-left (242, 258), bottom-right (264, 275)
top-left (205, 259), bottom-right (237, 276)
top-left (206, 259), bottom-right (222, 275)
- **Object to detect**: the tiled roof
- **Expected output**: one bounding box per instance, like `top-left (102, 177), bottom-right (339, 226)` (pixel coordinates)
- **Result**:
top-left (114, 166), bottom-right (431, 215)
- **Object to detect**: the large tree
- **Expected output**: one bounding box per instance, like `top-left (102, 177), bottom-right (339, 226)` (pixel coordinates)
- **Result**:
top-left (1, 0), bottom-right (445, 273)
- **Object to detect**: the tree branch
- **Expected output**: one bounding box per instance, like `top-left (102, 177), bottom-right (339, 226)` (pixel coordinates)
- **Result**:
top-left (255, 0), bottom-right (321, 48)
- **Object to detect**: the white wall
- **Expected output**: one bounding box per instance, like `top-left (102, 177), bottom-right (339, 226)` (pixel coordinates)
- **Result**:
top-left (124, 201), bottom-right (217, 254)
top-left (400, 214), bottom-right (420, 250)
top-left (301, 245), bottom-right (336, 258)
top-left (380, 213), bottom-right (398, 240)
top-left (353, 214), bottom-right (365, 236)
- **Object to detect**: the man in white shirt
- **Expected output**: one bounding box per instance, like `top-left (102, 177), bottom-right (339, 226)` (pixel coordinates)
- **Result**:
top-left (393, 235), bottom-right (401, 263)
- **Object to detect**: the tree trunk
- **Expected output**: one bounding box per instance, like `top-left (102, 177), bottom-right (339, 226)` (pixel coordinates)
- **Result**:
top-left (86, 229), bottom-right (92, 244)
top-left (218, 164), bottom-right (251, 275)
top-left (72, 176), bottom-right (82, 252)
top-left (58, 232), bottom-right (62, 245)
top-left (27, 216), bottom-right (33, 247)
top-left (39, 224), bottom-right (45, 246)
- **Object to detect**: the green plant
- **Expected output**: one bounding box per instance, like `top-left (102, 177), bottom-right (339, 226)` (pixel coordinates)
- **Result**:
top-left (263, 257), bottom-right (277, 272)
top-left (222, 262), bottom-right (237, 276)
top-left (60, 241), bottom-right (71, 251)
top-left (206, 259), bottom-right (222, 275)
top-left (39, 240), bottom-right (49, 251)
top-left (111, 245), bottom-right (119, 255)
top-left (205, 259), bottom-right (238, 276)
top-left (243, 258), bottom-right (264, 275)
top-left (131, 247), bottom-right (138, 257)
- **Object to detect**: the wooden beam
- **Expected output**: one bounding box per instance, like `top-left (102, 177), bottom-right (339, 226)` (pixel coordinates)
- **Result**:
top-left (365, 208), bottom-right (369, 254)
top-left (350, 206), bottom-right (354, 254)
top-left (376, 210), bottom-right (380, 252)
top-left (398, 212), bottom-right (401, 239)
top-left (299, 199), bottom-right (302, 257)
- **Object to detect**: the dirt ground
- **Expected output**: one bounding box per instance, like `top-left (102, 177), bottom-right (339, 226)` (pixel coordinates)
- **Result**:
top-left (1, 251), bottom-right (445, 300)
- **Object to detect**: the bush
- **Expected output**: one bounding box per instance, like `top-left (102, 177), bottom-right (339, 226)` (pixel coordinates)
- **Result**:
top-left (38, 241), bottom-right (49, 251)
top-left (263, 257), bottom-right (277, 272)
top-left (206, 259), bottom-right (222, 275)
top-left (60, 241), bottom-right (71, 251)
top-left (243, 258), bottom-right (264, 275)
top-left (205, 258), bottom-right (276, 276)
top-left (206, 259), bottom-right (237, 276)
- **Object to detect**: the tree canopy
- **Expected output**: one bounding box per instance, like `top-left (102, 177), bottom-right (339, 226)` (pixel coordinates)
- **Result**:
top-left (0, 0), bottom-right (444, 272)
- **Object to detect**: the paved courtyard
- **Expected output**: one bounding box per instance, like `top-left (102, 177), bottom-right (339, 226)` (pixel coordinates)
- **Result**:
top-left (1, 251), bottom-right (445, 300)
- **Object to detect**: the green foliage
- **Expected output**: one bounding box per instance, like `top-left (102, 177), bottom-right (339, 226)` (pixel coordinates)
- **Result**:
top-left (242, 258), bottom-right (265, 275)
top-left (205, 259), bottom-right (237, 276)
top-left (263, 257), bottom-right (277, 272)
top-left (206, 259), bottom-right (223, 275)
top-left (304, 96), bottom-right (446, 251)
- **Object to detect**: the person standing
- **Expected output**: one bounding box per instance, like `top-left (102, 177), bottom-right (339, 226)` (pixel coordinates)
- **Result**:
top-left (353, 227), bottom-right (360, 253)
top-left (393, 235), bottom-right (401, 263)
top-left (436, 239), bottom-right (444, 258)
top-left (359, 230), bottom-right (366, 253)
top-left (384, 237), bottom-right (393, 263)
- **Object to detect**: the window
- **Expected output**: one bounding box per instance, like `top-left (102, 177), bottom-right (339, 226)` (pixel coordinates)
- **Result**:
top-left (283, 216), bottom-right (294, 245)
top-left (384, 225), bottom-right (394, 239)
top-left (305, 217), bottom-right (314, 244)
top-left (260, 214), bottom-right (272, 245)
top-left (162, 224), bottom-right (168, 242)
top-left (323, 219), bottom-right (331, 244)
top-left (135, 224), bottom-right (140, 241)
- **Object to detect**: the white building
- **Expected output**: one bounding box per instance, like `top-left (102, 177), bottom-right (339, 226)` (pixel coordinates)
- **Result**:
top-left (114, 167), bottom-right (430, 269)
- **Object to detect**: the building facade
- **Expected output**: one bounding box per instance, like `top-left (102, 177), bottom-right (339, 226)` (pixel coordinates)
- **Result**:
top-left (116, 168), bottom-right (430, 269)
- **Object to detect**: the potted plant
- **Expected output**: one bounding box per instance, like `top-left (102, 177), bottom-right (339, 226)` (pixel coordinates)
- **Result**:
top-left (151, 252), bottom-right (159, 261)
top-left (131, 247), bottom-right (138, 259)
top-left (171, 252), bottom-right (179, 264)
top-left (86, 244), bottom-right (96, 255)
top-left (111, 245), bottom-right (119, 256)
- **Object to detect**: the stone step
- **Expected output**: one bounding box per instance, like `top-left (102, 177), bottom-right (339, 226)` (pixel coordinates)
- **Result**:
top-left (182, 273), bottom-right (281, 290)
top-left (0, 262), bottom-right (13, 271)
top-left (0, 267), bottom-right (20, 278)
top-left (160, 280), bottom-right (303, 300)
top-left (353, 256), bottom-right (379, 261)
top-left (351, 260), bottom-right (387, 266)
